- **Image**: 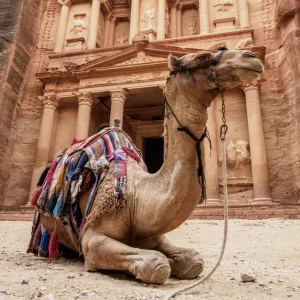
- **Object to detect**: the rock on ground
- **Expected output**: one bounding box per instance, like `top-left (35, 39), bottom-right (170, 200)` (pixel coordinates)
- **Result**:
top-left (0, 219), bottom-right (300, 300)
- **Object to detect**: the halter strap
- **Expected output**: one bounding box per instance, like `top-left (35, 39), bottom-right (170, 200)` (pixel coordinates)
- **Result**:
top-left (162, 97), bottom-right (211, 203)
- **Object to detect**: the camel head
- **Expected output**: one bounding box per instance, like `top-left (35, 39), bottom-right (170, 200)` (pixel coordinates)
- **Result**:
top-left (168, 49), bottom-right (264, 107)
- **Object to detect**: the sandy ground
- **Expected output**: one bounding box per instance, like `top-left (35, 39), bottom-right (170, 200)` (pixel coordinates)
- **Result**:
top-left (0, 219), bottom-right (299, 300)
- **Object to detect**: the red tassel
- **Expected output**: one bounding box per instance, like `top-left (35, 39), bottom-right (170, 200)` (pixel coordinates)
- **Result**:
top-left (48, 232), bottom-right (59, 263)
top-left (30, 187), bottom-right (43, 206)
top-left (44, 159), bottom-right (58, 185)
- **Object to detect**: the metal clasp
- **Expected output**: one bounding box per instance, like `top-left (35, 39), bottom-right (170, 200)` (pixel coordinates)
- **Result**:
top-left (220, 124), bottom-right (228, 141)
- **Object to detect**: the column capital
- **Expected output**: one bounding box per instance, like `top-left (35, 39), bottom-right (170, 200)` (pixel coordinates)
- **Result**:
top-left (73, 92), bottom-right (94, 106)
top-left (38, 95), bottom-right (58, 109)
top-left (58, 0), bottom-right (71, 7)
top-left (111, 89), bottom-right (126, 103)
top-left (107, 13), bottom-right (117, 21)
top-left (242, 81), bottom-right (260, 92)
top-left (176, 1), bottom-right (183, 10)
top-left (170, 0), bottom-right (177, 9)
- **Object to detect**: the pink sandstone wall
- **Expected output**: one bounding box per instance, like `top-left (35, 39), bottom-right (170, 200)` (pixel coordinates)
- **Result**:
top-left (0, 0), bottom-right (50, 210)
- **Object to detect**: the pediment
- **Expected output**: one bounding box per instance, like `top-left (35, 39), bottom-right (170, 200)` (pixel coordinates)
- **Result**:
top-left (110, 53), bottom-right (166, 67)
top-left (37, 43), bottom-right (201, 82)
top-left (72, 44), bottom-right (199, 73)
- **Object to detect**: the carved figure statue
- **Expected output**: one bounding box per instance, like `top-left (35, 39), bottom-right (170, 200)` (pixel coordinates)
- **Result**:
top-left (115, 35), bottom-right (129, 45)
top-left (227, 139), bottom-right (250, 168)
top-left (184, 20), bottom-right (197, 36)
top-left (141, 7), bottom-right (155, 30)
top-left (30, 48), bottom-right (264, 284)
top-left (213, 0), bottom-right (233, 12)
top-left (69, 14), bottom-right (87, 39)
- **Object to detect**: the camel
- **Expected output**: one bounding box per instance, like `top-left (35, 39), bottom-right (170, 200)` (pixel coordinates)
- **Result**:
top-left (35, 48), bottom-right (264, 285)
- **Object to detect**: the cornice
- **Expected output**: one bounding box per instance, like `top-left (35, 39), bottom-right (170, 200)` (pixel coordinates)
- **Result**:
top-left (153, 28), bottom-right (254, 46)
top-left (76, 61), bottom-right (169, 79)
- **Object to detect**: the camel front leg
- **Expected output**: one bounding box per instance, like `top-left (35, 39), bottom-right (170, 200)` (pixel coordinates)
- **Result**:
top-left (81, 234), bottom-right (171, 284)
top-left (153, 235), bottom-right (204, 279)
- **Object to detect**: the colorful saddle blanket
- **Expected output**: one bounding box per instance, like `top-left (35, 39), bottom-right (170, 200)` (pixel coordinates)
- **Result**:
top-left (29, 127), bottom-right (146, 254)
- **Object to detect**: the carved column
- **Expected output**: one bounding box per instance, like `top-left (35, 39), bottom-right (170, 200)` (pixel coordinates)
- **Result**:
top-left (157, 0), bottom-right (166, 40)
top-left (108, 17), bottom-right (117, 47)
top-left (238, 0), bottom-right (250, 28)
top-left (176, 3), bottom-right (183, 37)
top-left (129, 0), bottom-right (141, 44)
top-left (205, 101), bottom-right (221, 204)
top-left (243, 83), bottom-right (272, 204)
top-left (29, 95), bottom-right (58, 196)
top-left (103, 14), bottom-right (111, 47)
top-left (170, 2), bottom-right (177, 38)
top-left (110, 90), bottom-right (126, 129)
top-left (87, 0), bottom-right (101, 49)
top-left (199, 0), bottom-right (210, 34)
top-left (54, 0), bottom-right (71, 53)
top-left (74, 92), bottom-right (93, 139)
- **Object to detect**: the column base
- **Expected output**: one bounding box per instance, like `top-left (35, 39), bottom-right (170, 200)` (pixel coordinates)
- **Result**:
top-left (251, 198), bottom-right (273, 205)
top-left (206, 199), bottom-right (223, 205)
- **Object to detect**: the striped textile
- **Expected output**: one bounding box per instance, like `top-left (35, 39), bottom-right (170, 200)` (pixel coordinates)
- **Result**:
top-left (30, 127), bottom-right (146, 253)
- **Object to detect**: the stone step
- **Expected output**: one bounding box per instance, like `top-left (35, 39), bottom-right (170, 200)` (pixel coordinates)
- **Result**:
top-left (0, 211), bottom-right (34, 221)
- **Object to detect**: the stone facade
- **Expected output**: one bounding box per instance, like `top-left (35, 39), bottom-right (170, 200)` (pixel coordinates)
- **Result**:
top-left (0, 0), bottom-right (299, 211)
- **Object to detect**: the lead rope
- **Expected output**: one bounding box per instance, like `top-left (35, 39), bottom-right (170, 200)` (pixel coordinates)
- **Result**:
top-left (163, 77), bottom-right (229, 300)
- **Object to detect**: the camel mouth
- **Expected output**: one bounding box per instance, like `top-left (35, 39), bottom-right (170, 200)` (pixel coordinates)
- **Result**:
top-left (247, 68), bottom-right (264, 74)
top-left (233, 61), bottom-right (264, 74)
top-left (235, 66), bottom-right (264, 74)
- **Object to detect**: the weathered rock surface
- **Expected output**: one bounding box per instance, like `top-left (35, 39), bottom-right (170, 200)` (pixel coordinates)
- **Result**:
top-left (0, 0), bottom-right (49, 210)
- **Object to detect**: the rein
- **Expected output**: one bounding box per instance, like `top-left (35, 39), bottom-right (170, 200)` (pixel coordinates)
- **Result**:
top-left (162, 47), bottom-right (228, 203)
top-left (162, 48), bottom-right (230, 300)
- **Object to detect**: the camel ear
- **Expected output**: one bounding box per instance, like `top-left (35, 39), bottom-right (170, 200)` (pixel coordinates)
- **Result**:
top-left (168, 54), bottom-right (182, 71)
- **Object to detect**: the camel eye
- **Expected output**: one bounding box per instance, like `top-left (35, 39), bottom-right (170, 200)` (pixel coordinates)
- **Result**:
top-left (198, 54), bottom-right (206, 61)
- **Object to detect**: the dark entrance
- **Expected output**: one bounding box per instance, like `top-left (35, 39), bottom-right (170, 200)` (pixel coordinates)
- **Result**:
top-left (143, 137), bottom-right (164, 173)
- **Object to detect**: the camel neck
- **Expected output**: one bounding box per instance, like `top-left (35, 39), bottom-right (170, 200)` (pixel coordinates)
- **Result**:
top-left (135, 81), bottom-right (213, 237)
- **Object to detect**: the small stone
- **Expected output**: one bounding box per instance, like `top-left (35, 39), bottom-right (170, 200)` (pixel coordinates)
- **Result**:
top-left (67, 275), bottom-right (75, 279)
top-left (21, 280), bottom-right (29, 284)
top-left (15, 261), bottom-right (21, 265)
top-left (0, 291), bottom-right (9, 295)
top-left (37, 291), bottom-right (43, 298)
top-left (241, 274), bottom-right (256, 283)
top-left (259, 284), bottom-right (267, 287)
top-left (286, 294), bottom-right (293, 297)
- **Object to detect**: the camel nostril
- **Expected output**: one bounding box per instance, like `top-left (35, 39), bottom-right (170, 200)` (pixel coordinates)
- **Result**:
top-left (242, 51), bottom-right (258, 58)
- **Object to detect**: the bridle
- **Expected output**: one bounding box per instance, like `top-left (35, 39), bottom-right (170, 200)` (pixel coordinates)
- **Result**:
top-left (162, 47), bottom-right (228, 203)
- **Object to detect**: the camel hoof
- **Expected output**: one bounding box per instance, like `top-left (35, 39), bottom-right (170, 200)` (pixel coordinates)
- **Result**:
top-left (181, 262), bottom-right (204, 279)
top-left (135, 252), bottom-right (171, 284)
top-left (150, 264), bottom-right (171, 284)
top-left (172, 250), bottom-right (204, 279)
